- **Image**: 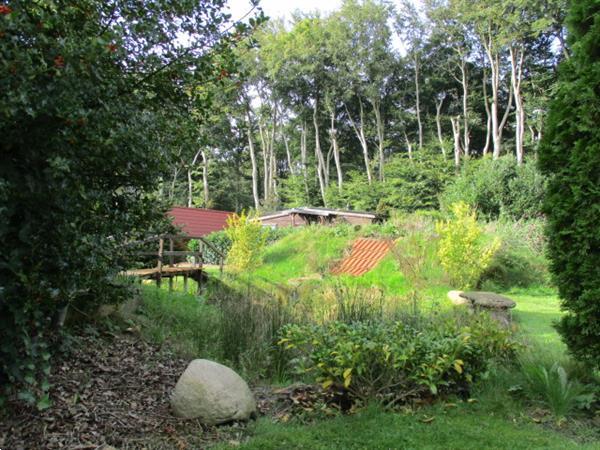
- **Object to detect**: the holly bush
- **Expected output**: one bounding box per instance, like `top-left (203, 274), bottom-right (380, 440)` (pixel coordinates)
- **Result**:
top-left (0, 0), bottom-right (262, 406)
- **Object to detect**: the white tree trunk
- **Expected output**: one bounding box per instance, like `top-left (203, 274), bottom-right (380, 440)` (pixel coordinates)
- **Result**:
top-left (435, 94), bottom-right (445, 155)
top-left (460, 59), bottom-right (470, 156)
top-left (371, 97), bottom-right (385, 182)
top-left (187, 149), bottom-right (202, 207)
top-left (201, 150), bottom-right (209, 207)
top-left (403, 130), bottom-right (413, 160)
top-left (283, 134), bottom-right (293, 175)
top-left (329, 110), bottom-right (343, 192)
top-left (246, 122), bottom-right (260, 209)
top-left (313, 101), bottom-right (327, 205)
top-left (451, 116), bottom-right (461, 170)
top-left (482, 67), bottom-right (492, 156)
top-left (300, 122), bottom-right (309, 198)
top-left (510, 46), bottom-right (525, 165)
top-left (345, 99), bottom-right (372, 184)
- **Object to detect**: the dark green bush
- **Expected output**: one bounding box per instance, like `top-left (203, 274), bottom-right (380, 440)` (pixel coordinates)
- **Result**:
top-left (279, 313), bottom-right (518, 405)
top-left (538, 0), bottom-right (600, 368)
top-left (326, 152), bottom-right (452, 215)
top-left (481, 220), bottom-right (550, 289)
top-left (440, 156), bottom-right (546, 220)
top-left (0, 1), bottom-right (256, 406)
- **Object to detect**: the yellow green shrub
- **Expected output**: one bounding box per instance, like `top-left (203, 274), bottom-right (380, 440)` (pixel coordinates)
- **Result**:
top-left (224, 211), bottom-right (268, 272)
top-left (436, 202), bottom-right (500, 289)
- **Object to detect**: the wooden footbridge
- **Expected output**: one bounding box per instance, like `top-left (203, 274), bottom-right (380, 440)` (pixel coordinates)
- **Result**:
top-left (124, 235), bottom-right (224, 294)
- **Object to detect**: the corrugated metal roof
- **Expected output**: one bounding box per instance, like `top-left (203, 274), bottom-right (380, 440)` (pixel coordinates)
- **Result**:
top-left (331, 238), bottom-right (393, 276)
top-left (168, 207), bottom-right (232, 238)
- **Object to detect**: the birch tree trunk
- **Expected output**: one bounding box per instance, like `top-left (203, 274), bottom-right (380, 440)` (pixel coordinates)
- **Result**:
top-left (345, 100), bottom-right (372, 184)
top-left (300, 122), bottom-right (309, 198)
top-left (482, 66), bottom-right (492, 156)
top-left (403, 130), bottom-right (413, 160)
top-left (371, 97), bottom-right (385, 182)
top-left (187, 149), bottom-right (202, 207)
top-left (460, 59), bottom-right (470, 156)
top-left (246, 118), bottom-right (260, 209)
top-left (201, 150), bottom-right (209, 207)
top-left (435, 94), bottom-right (445, 155)
top-left (258, 122), bottom-right (270, 202)
top-left (510, 45), bottom-right (525, 165)
top-left (313, 100), bottom-right (327, 205)
top-left (451, 116), bottom-right (461, 170)
top-left (283, 134), bottom-right (293, 175)
top-left (329, 110), bottom-right (343, 192)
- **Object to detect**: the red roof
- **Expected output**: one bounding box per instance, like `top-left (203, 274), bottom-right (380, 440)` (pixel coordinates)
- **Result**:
top-left (168, 207), bottom-right (232, 237)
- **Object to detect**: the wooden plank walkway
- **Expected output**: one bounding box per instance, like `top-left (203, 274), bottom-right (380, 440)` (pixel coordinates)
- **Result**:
top-left (124, 263), bottom-right (204, 279)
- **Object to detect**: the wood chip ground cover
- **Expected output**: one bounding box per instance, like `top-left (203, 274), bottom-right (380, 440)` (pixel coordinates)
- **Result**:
top-left (0, 326), bottom-right (250, 449)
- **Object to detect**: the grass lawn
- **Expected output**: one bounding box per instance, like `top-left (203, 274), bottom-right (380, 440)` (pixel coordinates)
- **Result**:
top-left (217, 403), bottom-right (596, 450)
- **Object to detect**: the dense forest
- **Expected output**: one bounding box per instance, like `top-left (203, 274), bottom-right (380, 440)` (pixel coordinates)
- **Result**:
top-left (166, 0), bottom-right (567, 214)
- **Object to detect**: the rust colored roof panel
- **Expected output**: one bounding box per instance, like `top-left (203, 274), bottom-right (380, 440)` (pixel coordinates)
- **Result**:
top-left (168, 207), bottom-right (232, 237)
top-left (331, 238), bottom-right (393, 276)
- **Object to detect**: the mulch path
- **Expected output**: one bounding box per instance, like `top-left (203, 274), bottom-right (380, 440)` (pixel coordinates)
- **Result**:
top-left (0, 327), bottom-right (251, 449)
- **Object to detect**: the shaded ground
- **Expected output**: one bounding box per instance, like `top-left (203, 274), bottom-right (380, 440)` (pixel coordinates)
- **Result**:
top-left (0, 326), bottom-right (248, 449)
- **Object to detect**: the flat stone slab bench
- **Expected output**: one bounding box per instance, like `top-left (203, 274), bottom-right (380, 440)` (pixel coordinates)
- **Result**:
top-left (448, 290), bottom-right (516, 326)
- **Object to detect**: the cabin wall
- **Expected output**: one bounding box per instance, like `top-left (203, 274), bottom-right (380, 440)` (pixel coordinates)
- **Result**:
top-left (261, 213), bottom-right (373, 228)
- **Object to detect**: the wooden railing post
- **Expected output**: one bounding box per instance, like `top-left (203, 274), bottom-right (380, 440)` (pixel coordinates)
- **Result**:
top-left (168, 238), bottom-right (174, 292)
top-left (156, 238), bottom-right (164, 288)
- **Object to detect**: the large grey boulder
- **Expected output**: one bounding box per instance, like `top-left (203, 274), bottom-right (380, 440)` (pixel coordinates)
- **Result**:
top-left (170, 359), bottom-right (256, 425)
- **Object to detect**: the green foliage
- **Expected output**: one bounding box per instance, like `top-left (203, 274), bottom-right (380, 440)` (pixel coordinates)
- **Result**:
top-left (518, 358), bottom-right (592, 419)
top-left (481, 219), bottom-right (550, 289)
top-left (378, 152), bottom-right (453, 214)
top-left (279, 313), bottom-right (518, 405)
top-left (0, 0), bottom-right (259, 403)
top-left (440, 156), bottom-right (547, 220)
top-left (189, 226), bottom-right (295, 265)
top-left (189, 231), bottom-right (232, 265)
top-left (436, 202), bottom-right (501, 289)
top-left (326, 152), bottom-right (452, 215)
top-left (225, 211), bottom-right (269, 272)
top-left (538, 0), bottom-right (600, 368)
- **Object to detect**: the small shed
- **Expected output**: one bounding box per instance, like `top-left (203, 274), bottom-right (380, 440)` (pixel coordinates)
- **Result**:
top-left (258, 207), bottom-right (377, 228)
top-left (168, 207), bottom-right (232, 237)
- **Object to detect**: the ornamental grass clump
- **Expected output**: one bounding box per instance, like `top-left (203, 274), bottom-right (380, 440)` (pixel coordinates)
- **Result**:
top-left (436, 202), bottom-right (501, 289)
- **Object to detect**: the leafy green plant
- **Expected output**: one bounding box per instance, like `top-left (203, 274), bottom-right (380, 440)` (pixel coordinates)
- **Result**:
top-left (279, 313), bottom-right (518, 406)
top-left (224, 211), bottom-right (269, 272)
top-left (440, 156), bottom-right (546, 220)
top-left (436, 202), bottom-right (501, 289)
top-left (481, 219), bottom-right (550, 289)
top-left (519, 360), bottom-right (591, 419)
